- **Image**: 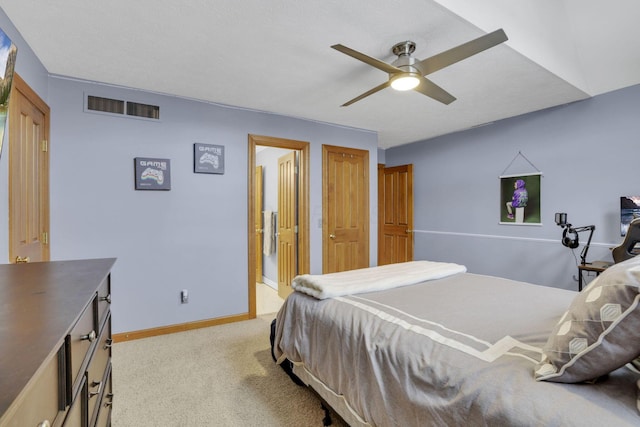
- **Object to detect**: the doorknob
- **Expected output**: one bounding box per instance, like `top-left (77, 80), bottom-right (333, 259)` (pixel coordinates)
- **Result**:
top-left (406, 229), bottom-right (413, 234)
top-left (15, 256), bottom-right (30, 263)
top-left (329, 234), bottom-right (336, 239)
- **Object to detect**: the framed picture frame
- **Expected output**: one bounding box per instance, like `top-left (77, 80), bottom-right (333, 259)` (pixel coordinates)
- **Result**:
top-left (0, 27), bottom-right (17, 160)
top-left (194, 143), bottom-right (224, 174)
top-left (134, 157), bottom-right (171, 190)
top-left (499, 172), bottom-right (541, 225)
top-left (620, 196), bottom-right (640, 236)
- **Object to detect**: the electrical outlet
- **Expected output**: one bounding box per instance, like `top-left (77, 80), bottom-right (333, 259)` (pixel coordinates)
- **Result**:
top-left (181, 289), bottom-right (189, 304)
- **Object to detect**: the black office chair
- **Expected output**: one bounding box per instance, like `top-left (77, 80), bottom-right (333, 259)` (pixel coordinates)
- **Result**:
top-left (612, 218), bottom-right (640, 263)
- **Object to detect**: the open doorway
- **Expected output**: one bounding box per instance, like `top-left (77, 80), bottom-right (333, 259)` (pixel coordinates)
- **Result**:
top-left (247, 135), bottom-right (309, 318)
top-left (256, 146), bottom-right (295, 311)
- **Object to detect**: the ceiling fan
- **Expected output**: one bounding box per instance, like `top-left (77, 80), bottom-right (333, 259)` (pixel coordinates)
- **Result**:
top-left (332, 29), bottom-right (508, 107)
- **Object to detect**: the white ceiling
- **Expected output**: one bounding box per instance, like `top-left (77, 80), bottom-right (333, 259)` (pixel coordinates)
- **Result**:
top-left (1, 0), bottom-right (639, 149)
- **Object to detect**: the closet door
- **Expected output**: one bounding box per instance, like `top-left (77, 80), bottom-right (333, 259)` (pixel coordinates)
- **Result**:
top-left (255, 166), bottom-right (263, 283)
top-left (323, 145), bottom-right (369, 273)
top-left (9, 74), bottom-right (50, 264)
top-left (378, 164), bottom-right (413, 265)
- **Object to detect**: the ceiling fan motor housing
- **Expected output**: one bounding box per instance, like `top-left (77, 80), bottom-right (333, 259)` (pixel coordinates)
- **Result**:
top-left (392, 40), bottom-right (416, 56)
top-left (391, 42), bottom-right (424, 76)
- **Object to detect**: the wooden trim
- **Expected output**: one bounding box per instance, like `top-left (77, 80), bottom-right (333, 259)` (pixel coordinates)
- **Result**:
top-left (12, 74), bottom-right (50, 114)
top-left (377, 164), bottom-right (384, 265)
top-left (247, 139), bottom-right (257, 317)
top-left (247, 134), bottom-right (310, 317)
top-left (113, 313), bottom-right (250, 343)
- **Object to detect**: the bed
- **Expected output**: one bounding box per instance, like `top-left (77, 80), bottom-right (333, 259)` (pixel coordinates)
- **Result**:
top-left (272, 258), bottom-right (640, 426)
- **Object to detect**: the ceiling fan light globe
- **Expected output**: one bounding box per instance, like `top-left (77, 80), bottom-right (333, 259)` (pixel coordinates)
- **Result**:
top-left (391, 74), bottom-right (420, 91)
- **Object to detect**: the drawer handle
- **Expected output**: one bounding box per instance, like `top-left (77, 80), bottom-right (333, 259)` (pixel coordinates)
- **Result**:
top-left (104, 392), bottom-right (114, 408)
top-left (81, 330), bottom-right (97, 342)
top-left (104, 338), bottom-right (113, 349)
top-left (100, 293), bottom-right (112, 304)
top-left (37, 421), bottom-right (51, 427)
top-left (89, 380), bottom-right (102, 398)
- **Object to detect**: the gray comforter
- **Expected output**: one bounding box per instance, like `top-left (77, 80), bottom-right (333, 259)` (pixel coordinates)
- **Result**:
top-left (274, 272), bottom-right (639, 426)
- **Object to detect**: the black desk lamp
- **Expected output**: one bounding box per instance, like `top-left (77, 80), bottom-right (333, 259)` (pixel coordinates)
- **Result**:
top-left (555, 212), bottom-right (595, 265)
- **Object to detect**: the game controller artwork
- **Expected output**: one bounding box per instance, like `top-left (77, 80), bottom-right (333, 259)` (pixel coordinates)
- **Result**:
top-left (134, 157), bottom-right (171, 190)
top-left (194, 143), bottom-right (224, 174)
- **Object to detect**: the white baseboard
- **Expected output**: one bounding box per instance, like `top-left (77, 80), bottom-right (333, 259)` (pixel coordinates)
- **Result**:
top-left (262, 277), bottom-right (277, 290)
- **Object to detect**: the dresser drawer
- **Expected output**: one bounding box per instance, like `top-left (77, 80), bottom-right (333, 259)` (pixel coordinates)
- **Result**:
top-left (96, 276), bottom-right (111, 331)
top-left (67, 295), bottom-right (98, 398)
top-left (62, 375), bottom-right (86, 427)
top-left (87, 316), bottom-right (111, 424)
top-left (94, 364), bottom-right (113, 427)
top-left (4, 347), bottom-right (65, 427)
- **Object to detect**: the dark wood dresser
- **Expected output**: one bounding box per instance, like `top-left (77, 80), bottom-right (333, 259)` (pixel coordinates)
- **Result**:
top-left (0, 258), bottom-right (116, 427)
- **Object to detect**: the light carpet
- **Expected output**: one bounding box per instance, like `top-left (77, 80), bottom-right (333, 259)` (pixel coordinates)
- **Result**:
top-left (111, 314), bottom-right (347, 426)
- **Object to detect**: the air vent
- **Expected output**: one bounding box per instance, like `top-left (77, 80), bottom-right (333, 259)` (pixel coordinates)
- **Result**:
top-left (85, 94), bottom-right (160, 120)
top-left (127, 101), bottom-right (159, 119)
top-left (87, 95), bottom-right (125, 114)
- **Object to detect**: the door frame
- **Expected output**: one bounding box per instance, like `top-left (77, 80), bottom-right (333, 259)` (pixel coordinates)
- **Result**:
top-left (247, 134), bottom-right (309, 318)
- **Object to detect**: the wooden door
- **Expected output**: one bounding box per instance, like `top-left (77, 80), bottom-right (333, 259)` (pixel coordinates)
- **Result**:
top-left (9, 74), bottom-right (50, 263)
top-left (323, 145), bottom-right (369, 273)
top-left (254, 165), bottom-right (263, 282)
top-left (277, 151), bottom-right (297, 298)
top-left (378, 164), bottom-right (414, 265)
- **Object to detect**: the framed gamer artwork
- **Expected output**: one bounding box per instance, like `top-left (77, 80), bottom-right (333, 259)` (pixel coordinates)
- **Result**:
top-left (134, 157), bottom-right (171, 190)
top-left (194, 143), bottom-right (224, 174)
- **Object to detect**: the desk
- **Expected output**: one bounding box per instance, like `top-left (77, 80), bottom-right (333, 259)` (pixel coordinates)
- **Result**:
top-left (578, 261), bottom-right (612, 291)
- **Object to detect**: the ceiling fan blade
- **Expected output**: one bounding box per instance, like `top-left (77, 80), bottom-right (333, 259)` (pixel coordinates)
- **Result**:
top-left (341, 81), bottom-right (391, 107)
top-left (332, 44), bottom-right (402, 75)
top-left (418, 29), bottom-right (508, 75)
top-left (414, 76), bottom-right (456, 105)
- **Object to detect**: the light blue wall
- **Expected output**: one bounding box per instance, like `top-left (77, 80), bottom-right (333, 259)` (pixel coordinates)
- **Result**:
top-left (46, 77), bottom-right (378, 334)
top-left (385, 85), bottom-right (640, 290)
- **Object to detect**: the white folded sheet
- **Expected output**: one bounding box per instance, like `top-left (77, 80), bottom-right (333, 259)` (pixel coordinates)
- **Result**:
top-left (291, 260), bottom-right (467, 299)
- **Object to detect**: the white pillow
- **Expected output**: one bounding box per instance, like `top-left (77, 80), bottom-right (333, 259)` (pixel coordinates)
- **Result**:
top-left (535, 256), bottom-right (640, 383)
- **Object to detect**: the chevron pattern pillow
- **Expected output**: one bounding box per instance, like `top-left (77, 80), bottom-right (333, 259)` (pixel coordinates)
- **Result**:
top-left (535, 256), bottom-right (640, 383)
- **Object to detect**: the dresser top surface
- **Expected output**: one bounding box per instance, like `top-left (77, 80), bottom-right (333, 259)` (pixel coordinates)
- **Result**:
top-left (0, 258), bottom-right (116, 419)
